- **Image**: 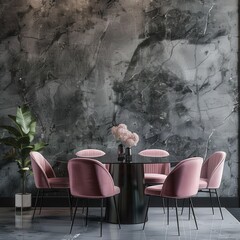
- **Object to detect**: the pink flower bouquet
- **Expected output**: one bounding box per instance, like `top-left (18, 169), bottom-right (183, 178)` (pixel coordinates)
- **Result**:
top-left (111, 124), bottom-right (139, 147)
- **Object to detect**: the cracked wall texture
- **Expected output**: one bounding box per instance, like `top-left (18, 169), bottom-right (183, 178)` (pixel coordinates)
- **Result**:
top-left (0, 0), bottom-right (238, 197)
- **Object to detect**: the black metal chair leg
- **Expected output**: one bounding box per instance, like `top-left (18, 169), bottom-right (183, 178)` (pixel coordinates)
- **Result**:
top-left (82, 199), bottom-right (85, 214)
top-left (113, 196), bottom-right (121, 229)
top-left (85, 200), bottom-right (89, 226)
top-left (167, 198), bottom-right (169, 225)
top-left (181, 199), bottom-right (185, 215)
top-left (215, 189), bottom-right (224, 220)
top-left (188, 198), bottom-right (190, 220)
top-left (67, 189), bottom-right (72, 220)
top-left (100, 199), bottom-right (103, 237)
top-left (32, 189), bottom-right (40, 220)
top-left (209, 189), bottom-right (214, 214)
top-left (142, 196), bottom-right (150, 230)
top-left (175, 199), bottom-right (180, 236)
top-left (189, 198), bottom-right (198, 230)
top-left (39, 189), bottom-right (44, 214)
top-left (162, 198), bottom-right (165, 214)
top-left (70, 198), bottom-right (78, 234)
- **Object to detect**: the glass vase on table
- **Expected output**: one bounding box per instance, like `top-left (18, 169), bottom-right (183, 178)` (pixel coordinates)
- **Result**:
top-left (118, 143), bottom-right (125, 161)
top-left (125, 147), bottom-right (132, 163)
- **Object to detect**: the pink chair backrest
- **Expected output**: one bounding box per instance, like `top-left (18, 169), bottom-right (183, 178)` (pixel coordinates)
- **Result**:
top-left (139, 149), bottom-right (170, 174)
top-left (161, 157), bottom-right (203, 198)
top-left (105, 164), bottom-right (110, 171)
top-left (30, 151), bottom-right (56, 189)
top-left (143, 163), bottom-right (170, 174)
top-left (75, 149), bottom-right (108, 171)
top-left (200, 151), bottom-right (226, 188)
top-left (68, 158), bottom-right (115, 198)
top-left (75, 149), bottom-right (105, 158)
top-left (139, 149), bottom-right (169, 157)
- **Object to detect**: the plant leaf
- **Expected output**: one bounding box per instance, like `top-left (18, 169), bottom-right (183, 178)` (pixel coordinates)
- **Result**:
top-left (32, 142), bottom-right (48, 151)
top-left (16, 106), bottom-right (32, 134)
top-left (17, 136), bottom-right (30, 146)
top-left (28, 121), bottom-right (36, 142)
top-left (7, 115), bottom-right (23, 134)
top-left (16, 159), bottom-right (31, 170)
top-left (0, 137), bottom-right (20, 148)
top-left (8, 115), bottom-right (17, 123)
top-left (24, 159), bottom-right (31, 168)
top-left (21, 167), bottom-right (30, 171)
top-left (18, 167), bottom-right (30, 173)
top-left (21, 146), bottom-right (33, 160)
top-left (2, 148), bottom-right (17, 161)
top-left (0, 125), bottom-right (22, 137)
top-left (15, 159), bottom-right (22, 168)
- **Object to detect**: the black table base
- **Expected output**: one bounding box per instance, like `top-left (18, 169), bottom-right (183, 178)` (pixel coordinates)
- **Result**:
top-left (105, 163), bottom-right (147, 224)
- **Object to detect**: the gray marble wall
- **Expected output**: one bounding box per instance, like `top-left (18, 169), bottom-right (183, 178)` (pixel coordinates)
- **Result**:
top-left (0, 0), bottom-right (238, 197)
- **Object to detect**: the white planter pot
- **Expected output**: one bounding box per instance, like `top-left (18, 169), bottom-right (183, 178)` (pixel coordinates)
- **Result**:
top-left (15, 193), bottom-right (32, 209)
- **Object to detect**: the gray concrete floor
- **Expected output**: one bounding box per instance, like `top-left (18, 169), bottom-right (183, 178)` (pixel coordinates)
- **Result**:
top-left (0, 207), bottom-right (239, 240)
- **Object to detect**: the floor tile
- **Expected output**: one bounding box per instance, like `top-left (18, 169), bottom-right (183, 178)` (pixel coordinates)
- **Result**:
top-left (0, 208), bottom-right (239, 240)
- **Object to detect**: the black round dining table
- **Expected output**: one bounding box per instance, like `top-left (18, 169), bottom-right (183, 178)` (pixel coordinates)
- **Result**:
top-left (96, 149), bottom-right (179, 224)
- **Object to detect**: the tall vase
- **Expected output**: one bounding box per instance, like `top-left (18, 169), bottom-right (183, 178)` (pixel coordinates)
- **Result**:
top-left (125, 147), bottom-right (132, 162)
top-left (118, 143), bottom-right (125, 161)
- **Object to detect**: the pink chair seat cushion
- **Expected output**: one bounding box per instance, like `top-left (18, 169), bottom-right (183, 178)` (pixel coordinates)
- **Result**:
top-left (145, 184), bottom-right (163, 196)
top-left (75, 149), bottom-right (105, 158)
top-left (144, 173), bottom-right (167, 184)
top-left (139, 149), bottom-right (169, 157)
top-left (199, 178), bottom-right (208, 189)
top-left (71, 186), bottom-right (120, 199)
top-left (48, 177), bottom-right (70, 188)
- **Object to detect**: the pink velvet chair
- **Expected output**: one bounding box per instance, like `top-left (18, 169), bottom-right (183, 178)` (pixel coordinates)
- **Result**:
top-left (30, 151), bottom-right (72, 219)
top-left (199, 151), bottom-right (226, 219)
top-left (139, 149), bottom-right (170, 213)
top-left (143, 157), bottom-right (203, 236)
top-left (139, 149), bottom-right (170, 185)
top-left (68, 158), bottom-right (121, 237)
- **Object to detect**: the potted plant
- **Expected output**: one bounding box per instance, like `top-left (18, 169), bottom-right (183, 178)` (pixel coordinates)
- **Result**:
top-left (0, 105), bottom-right (47, 209)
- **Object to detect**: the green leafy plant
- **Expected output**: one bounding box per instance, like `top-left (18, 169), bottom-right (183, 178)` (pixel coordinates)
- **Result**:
top-left (0, 105), bottom-right (47, 194)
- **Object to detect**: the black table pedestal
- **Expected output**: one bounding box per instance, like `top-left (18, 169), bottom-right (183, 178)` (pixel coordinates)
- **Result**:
top-left (105, 163), bottom-right (147, 224)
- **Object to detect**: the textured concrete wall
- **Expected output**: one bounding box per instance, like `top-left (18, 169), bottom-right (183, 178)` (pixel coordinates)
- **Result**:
top-left (0, 0), bottom-right (238, 197)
